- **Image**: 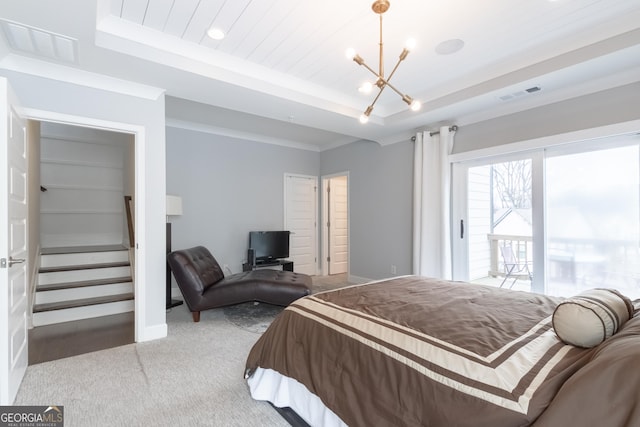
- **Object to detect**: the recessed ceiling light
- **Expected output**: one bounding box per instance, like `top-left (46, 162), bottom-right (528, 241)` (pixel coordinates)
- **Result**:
top-left (435, 39), bottom-right (464, 55)
top-left (206, 27), bottom-right (225, 40)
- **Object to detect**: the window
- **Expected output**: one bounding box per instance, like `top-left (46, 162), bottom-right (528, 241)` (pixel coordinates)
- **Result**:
top-left (453, 134), bottom-right (640, 300)
top-left (546, 143), bottom-right (639, 298)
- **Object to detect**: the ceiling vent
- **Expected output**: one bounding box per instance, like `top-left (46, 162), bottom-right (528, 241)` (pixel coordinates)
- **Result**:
top-left (499, 86), bottom-right (542, 102)
top-left (0, 19), bottom-right (78, 63)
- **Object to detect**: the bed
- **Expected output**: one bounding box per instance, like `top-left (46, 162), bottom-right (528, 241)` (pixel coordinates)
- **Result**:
top-left (245, 275), bottom-right (640, 426)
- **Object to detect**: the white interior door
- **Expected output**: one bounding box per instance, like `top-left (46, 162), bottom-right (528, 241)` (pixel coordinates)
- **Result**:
top-left (328, 176), bottom-right (348, 275)
top-left (284, 174), bottom-right (317, 275)
top-left (0, 78), bottom-right (28, 405)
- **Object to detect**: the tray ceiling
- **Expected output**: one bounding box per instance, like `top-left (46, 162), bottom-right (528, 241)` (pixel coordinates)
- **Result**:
top-left (1, 0), bottom-right (639, 150)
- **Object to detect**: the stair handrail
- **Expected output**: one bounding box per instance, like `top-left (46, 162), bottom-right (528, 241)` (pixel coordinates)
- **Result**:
top-left (124, 195), bottom-right (134, 247)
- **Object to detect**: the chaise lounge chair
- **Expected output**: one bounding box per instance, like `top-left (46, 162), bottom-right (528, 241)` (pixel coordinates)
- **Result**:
top-left (167, 245), bottom-right (312, 322)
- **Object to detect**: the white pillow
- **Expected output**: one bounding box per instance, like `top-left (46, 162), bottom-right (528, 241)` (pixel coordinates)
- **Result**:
top-left (552, 289), bottom-right (634, 348)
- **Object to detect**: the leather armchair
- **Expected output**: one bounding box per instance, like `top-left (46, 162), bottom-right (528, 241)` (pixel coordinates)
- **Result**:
top-left (167, 246), bottom-right (311, 322)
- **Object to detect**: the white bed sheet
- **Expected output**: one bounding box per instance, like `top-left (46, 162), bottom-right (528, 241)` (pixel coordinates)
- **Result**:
top-left (247, 367), bottom-right (347, 427)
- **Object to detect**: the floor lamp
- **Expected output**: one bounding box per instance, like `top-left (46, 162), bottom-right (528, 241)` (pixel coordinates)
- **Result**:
top-left (166, 194), bottom-right (184, 309)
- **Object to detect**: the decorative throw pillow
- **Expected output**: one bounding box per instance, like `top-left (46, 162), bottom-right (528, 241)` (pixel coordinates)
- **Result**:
top-left (552, 288), bottom-right (634, 348)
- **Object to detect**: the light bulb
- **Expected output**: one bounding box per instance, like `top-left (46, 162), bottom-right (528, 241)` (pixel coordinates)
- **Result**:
top-left (410, 99), bottom-right (422, 111)
top-left (405, 38), bottom-right (417, 51)
top-left (358, 82), bottom-right (373, 94)
top-left (345, 48), bottom-right (356, 60)
top-left (359, 113), bottom-right (369, 124)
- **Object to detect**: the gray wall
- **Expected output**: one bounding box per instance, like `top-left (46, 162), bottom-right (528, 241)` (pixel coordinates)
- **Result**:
top-left (454, 82), bottom-right (640, 154)
top-left (320, 140), bottom-right (414, 280)
top-left (166, 126), bottom-right (320, 273)
top-left (39, 122), bottom-right (132, 247)
top-left (316, 82), bottom-right (639, 281)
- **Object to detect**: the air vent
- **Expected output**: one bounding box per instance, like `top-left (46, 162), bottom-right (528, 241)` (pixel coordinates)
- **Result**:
top-left (0, 19), bottom-right (78, 63)
top-left (498, 86), bottom-right (542, 102)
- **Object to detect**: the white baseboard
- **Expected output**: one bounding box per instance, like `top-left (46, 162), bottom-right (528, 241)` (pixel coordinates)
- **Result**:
top-left (137, 322), bottom-right (167, 342)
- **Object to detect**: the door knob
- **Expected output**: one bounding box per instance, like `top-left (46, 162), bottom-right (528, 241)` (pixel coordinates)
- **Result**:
top-left (8, 257), bottom-right (25, 267)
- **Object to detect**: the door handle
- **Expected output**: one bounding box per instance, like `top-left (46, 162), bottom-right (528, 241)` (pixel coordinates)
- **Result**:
top-left (9, 257), bottom-right (25, 267)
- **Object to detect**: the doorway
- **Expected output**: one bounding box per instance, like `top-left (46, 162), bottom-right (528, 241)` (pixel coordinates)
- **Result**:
top-left (28, 121), bottom-right (136, 363)
top-left (322, 173), bottom-right (349, 276)
top-left (22, 109), bottom-right (146, 337)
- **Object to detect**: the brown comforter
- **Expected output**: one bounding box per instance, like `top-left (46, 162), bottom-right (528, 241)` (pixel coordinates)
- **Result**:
top-left (245, 276), bottom-right (640, 426)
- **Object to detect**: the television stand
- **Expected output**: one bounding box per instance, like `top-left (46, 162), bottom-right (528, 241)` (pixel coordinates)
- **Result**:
top-left (242, 259), bottom-right (293, 272)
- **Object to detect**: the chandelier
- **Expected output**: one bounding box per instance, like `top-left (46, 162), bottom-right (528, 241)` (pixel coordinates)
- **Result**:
top-left (346, 0), bottom-right (421, 124)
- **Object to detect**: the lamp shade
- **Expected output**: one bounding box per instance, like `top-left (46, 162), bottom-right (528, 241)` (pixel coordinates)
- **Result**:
top-left (166, 195), bottom-right (183, 216)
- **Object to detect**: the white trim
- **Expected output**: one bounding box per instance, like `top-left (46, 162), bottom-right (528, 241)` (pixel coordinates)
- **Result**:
top-left (133, 125), bottom-right (150, 343)
top-left (530, 151), bottom-right (545, 294)
top-left (449, 119), bottom-right (640, 163)
top-left (450, 164), bottom-right (468, 281)
top-left (133, 322), bottom-right (168, 343)
top-left (0, 54), bottom-right (164, 101)
top-left (166, 118), bottom-right (321, 152)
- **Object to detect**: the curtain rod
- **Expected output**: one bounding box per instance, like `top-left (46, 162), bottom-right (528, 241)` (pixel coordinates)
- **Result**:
top-left (411, 125), bottom-right (458, 141)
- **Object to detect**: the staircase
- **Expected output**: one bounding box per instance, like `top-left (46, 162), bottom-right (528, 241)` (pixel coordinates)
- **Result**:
top-left (33, 245), bottom-right (134, 327)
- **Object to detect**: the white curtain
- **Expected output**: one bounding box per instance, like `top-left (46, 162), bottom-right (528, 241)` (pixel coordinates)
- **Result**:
top-left (413, 126), bottom-right (456, 279)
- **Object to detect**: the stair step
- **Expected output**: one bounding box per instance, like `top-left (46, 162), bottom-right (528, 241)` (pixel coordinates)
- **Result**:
top-left (36, 276), bottom-right (133, 292)
top-left (32, 299), bottom-right (135, 327)
top-left (38, 265), bottom-right (132, 286)
top-left (41, 245), bottom-right (128, 255)
top-left (33, 293), bottom-right (135, 313)
top-left (40, 250), bottom-right (129, 268)
top-left (33, 245), bottom-right (135, 327)
top-left (35, 281), bottom-right (134, 305)
top-left (39, 261), bottom-right (130, 273)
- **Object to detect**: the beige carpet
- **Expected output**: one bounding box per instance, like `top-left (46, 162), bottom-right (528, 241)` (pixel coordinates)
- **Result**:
top-left (14, 274), bottom-right (352, 427)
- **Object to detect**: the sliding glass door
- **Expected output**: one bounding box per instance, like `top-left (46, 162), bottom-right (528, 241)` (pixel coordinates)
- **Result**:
top-left (453, 135), bottom-right (640, 299)
top-left (453, 155), bottom-right (538, 292)
top-left (546, 143), bottom-right (639, 298)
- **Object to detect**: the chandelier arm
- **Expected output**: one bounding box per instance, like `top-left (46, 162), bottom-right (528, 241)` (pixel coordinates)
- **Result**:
top-left (355, 58), bottom-right (383, 80)
top-left (384, 54), bottom-right (406, 85)
top-left (366, 84), bottom-right (387, 114)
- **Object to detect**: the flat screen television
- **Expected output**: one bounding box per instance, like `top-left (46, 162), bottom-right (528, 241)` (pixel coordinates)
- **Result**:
top-left (249, 231), bottom-right (290, 263)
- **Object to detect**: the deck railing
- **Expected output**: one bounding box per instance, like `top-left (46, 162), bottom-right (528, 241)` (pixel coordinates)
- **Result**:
top-left (487, 233), bottom-right (532, 278)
